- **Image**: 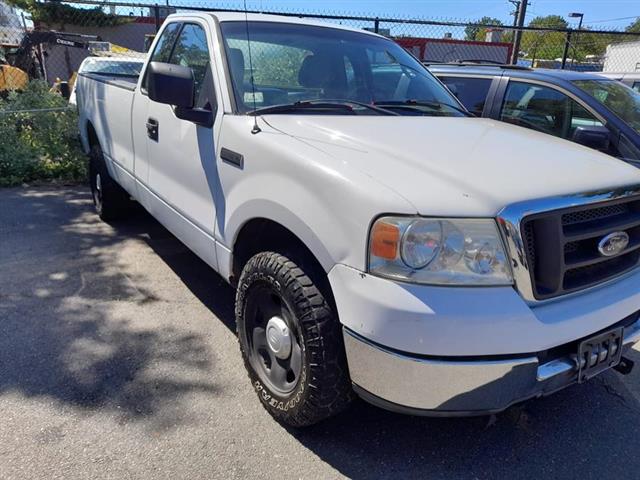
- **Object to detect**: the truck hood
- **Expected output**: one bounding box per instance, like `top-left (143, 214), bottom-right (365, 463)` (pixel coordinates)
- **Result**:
top-left (262, 115), bottom-right (640, 216)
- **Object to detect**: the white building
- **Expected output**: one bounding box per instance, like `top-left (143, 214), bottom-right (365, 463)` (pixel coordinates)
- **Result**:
top-left (604, 40), bottom-right (640, 73)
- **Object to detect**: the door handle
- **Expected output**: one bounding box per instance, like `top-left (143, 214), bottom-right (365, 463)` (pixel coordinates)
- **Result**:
top-left (146, 118), bottom-right (159, 141)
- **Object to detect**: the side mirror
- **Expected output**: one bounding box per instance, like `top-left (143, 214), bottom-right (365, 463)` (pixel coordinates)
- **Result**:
top-left (146, 62), bottom-right (213, 127)
top-left (147, 61), bottom-right (194, 108)
top-left (572, 125), bottom-right (611, 152)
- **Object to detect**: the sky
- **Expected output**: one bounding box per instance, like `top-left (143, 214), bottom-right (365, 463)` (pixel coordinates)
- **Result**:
top-left (216, 0), bottom-right (640, 31)
top-left (6, 0), bottom-right (638, 34)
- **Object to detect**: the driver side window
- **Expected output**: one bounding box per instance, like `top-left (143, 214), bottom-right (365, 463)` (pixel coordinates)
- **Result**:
top-left (150, 22), bottom-right (181, 63)
top-left (142, 22), bottom-right (181, 92)
top-left (144, 22), bottom-right (214, 111)
top-left (500, 81), bottom-right (603, 140)
top-left (167, 23), bottom-right (212, 107)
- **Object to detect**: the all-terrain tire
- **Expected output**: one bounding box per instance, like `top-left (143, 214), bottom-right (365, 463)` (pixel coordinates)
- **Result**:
top-left (236, 251), bottom-right (353, 427)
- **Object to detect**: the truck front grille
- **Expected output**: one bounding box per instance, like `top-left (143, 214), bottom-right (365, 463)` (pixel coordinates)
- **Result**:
top-left (521, 196), bottom-right (640, 300)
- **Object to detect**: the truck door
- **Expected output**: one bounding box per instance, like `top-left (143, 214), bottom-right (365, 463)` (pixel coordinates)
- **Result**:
top-left (136, 20), bottom-right (221, 270)
top-left (132, 21), bottom-right (181, 185)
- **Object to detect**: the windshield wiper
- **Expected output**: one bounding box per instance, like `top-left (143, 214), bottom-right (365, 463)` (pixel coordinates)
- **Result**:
top-left (249, 100), bottom-right (398, 116)
top-left (373, 99), bottom-right (473, 117)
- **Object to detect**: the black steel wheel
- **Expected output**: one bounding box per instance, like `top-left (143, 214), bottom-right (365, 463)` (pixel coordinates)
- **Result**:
top-left (243, 284), bottom-right (304, 395)
top-left (236, 251), bottom-right (353, 427)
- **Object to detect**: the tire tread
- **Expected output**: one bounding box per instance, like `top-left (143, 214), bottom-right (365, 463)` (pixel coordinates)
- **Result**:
top-left (236, 251), bottom-right (353, 427)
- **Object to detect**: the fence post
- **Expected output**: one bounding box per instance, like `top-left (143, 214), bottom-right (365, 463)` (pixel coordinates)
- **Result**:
top-left (154, 4), bottom-right (160, 33)
top-left (374, 17), bottom-right (379, 33)
top-left (561, 30), bottom-right (572, 69)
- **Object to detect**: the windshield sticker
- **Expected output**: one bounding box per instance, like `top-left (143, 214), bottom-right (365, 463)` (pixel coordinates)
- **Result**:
top-left (244, 91), bottom-right (264, 104)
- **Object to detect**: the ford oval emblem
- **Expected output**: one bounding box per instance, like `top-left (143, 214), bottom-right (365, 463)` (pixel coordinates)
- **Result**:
top-left (598, 231), bottom-right (630, 257)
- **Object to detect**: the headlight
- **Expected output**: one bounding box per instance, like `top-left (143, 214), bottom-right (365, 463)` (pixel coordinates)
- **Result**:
top-left (368, 216), bottom-right (513, 286)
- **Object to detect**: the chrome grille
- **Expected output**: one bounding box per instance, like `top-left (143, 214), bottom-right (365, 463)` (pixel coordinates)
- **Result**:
top-left (520, 196), bottom-right (640, 300)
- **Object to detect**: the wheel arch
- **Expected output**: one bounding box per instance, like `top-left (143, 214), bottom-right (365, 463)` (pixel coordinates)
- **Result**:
top-left (231, 217), bottom-right (330, 278)
top-left (82, 120), bottom-right (99, 154)
top-left (230, 216), bottom-right (335, 296)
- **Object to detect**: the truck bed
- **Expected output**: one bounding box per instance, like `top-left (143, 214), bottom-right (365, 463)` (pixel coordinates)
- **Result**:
top-left (76, 68), bottom-right (138, 190)
top-left (79, 72), bottom-right (138, 91)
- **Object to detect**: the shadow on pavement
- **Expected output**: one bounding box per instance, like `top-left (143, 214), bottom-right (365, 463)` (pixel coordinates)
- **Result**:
top-left (0, 187), bottom-right (219, 429)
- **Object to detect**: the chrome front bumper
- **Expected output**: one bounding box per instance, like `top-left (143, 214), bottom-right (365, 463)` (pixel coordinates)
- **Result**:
top-left (344, 319), bottom-right (640, 416)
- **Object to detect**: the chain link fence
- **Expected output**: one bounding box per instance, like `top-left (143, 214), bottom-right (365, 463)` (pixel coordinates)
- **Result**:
top-left (1, 1), bottom-right (640, 109)
top-left (2, 1), bottom-right (640, 100)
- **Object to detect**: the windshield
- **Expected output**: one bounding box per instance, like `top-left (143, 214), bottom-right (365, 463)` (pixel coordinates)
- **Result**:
top-left (220, 21), bottom-right (464, 116)
top-left (573, 79), bottom-right (640, 134)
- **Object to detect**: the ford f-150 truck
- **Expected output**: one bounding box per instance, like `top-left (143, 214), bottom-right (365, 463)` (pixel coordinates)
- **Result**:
top-left (76, 12), bottom-right (640, 426)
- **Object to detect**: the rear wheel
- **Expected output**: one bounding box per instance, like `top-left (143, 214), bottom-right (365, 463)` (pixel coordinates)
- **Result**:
top-left (236, 251), bottom-right (353, 427)
top-left (88, 143), bottom-right (130, 222)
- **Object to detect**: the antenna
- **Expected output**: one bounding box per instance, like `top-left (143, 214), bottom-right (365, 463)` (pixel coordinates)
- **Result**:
top-left (244, 0), bottom-right (261, 134)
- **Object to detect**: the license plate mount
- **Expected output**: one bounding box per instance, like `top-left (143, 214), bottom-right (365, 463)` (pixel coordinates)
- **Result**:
top-left (577, 327), bottom-right (624, 383)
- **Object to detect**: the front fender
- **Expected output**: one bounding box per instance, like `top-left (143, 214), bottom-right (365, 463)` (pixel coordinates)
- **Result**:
top-left (215, 116), bottom-right (415, 280)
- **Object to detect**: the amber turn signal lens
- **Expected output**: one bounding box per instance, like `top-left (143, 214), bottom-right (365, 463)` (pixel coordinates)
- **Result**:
top-left (371, 221), bottom-right (400, 260)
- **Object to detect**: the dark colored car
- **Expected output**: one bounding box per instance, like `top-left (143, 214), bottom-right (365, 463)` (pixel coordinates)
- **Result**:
top-left (428, 64), bottom-right (640, 163)
top-left (599, 72), bottom-right (640, 93)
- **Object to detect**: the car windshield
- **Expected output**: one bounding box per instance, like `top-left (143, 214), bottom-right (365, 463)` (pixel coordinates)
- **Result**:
top-left (220, 21), bottom-right (464, 116)
top-left (573, 79), bottom-right (640, 134)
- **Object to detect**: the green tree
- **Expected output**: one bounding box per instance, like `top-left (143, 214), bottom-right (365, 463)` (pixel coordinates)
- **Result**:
top-left (0, 81), bottom-right (85, 186)
top-left (520, 15), bottom-right (569, 60)
top-left (464, 17), bottom-right (503, 41)
top-left (626, 18), bottom-right (640, 33)
top-left (570, 30), bottom-right (619, 62)
top-left (4, 0), bottom-right (129, 27)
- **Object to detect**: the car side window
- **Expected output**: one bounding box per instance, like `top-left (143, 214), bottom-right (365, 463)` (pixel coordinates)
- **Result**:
top-left (167, 23), bottom-right (212, 107)
top-left (500, 81), bottom-right (604, 140)
top-left (150, 22), bottom-right (181, 63)
top-left (632, 81), bottom-right (640, 94)
top-left (142, 22), bottom-right (181, 92)
top-left (438, 76), bottom-right (492, 116)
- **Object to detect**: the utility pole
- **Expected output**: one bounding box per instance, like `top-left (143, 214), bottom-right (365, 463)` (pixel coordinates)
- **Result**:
top-left (510, 0), bottom-right (529, 64)
top-left (508, 0), bottom-right (521, 28)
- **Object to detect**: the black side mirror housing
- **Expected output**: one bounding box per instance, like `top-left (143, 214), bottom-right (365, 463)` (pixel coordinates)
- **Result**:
top-left (572, 125), bottom-right (611, 152)
top-left (174, 106), bottom-right (213, 126)
top-left (147, 61), bottom-right (194, 109)
top-left (146, 61), bottom-right (213, 127)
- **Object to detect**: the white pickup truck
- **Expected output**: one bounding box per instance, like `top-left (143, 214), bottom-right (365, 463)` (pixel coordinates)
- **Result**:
top-left (76, 12), bottom-right (640, 426)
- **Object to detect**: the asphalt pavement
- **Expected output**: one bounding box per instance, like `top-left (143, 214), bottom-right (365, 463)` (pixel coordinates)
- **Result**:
top-left (2, 186), bottom-right (640, 480)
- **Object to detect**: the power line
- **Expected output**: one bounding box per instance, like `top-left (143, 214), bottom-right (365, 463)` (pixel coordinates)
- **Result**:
top-left (584, 15), bottom-right (640, 24)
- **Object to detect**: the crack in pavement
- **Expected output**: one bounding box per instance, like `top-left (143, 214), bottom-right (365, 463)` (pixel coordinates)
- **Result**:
top-left (596, 376), bottom-right (640, 414)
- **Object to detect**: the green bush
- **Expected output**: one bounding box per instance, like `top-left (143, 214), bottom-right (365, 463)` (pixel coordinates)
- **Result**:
top-left (0, 81), bottom-right (86, 186)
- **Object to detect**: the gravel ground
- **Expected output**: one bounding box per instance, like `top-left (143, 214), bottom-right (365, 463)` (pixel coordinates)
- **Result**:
top-left (2, 186), bottom-right (640, 480)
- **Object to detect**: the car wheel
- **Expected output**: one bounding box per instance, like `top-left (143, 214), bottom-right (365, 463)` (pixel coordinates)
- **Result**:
top-left (236, 251), bottom-right (353, 427)
top-left (88, 143), bottom-right (130, 222)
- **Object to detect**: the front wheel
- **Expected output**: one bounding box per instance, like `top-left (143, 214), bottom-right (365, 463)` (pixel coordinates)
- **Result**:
top-left (236, 252), bottom-right (353, 427)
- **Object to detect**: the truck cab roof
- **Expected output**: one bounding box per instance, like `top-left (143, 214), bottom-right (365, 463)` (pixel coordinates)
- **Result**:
top-left (177, 11), bottom-right (384, 38)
